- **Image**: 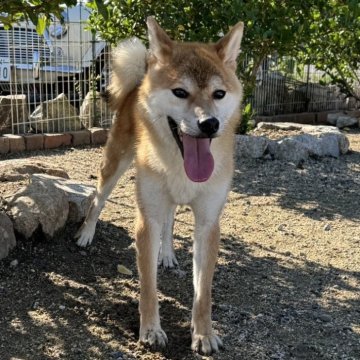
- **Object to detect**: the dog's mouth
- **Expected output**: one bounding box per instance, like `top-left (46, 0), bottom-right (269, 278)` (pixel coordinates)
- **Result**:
top-left (168, 117), bottom-right (214, 183)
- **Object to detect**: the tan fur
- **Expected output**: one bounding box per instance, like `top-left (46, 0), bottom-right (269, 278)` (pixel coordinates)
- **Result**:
top-left (192, 223), bottom-right (220, 333)
top-left (76, 17), bottom-right (244, 355)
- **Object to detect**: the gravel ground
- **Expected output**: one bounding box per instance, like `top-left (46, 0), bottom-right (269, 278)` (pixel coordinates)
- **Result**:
top-left (0, 129), bottom-right (359, 360)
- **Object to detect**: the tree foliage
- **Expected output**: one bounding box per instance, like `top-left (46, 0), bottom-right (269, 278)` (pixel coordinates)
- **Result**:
top-left (0, 0), bottom-right (77, 33)
top-left (299, 1), bottom-right (360, 101)
top-left (87, 1), bottom-right (323, 96)
top-left (87, 0), bottom-right (360, 106)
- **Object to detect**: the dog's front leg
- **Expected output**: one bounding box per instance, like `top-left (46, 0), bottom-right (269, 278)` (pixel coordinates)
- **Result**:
top-left (190, 195), bottom-right (226, 355)
top-left (136, 202), bottom-right (168, 349)
top-left (158, 204), bottom-right (178, 269)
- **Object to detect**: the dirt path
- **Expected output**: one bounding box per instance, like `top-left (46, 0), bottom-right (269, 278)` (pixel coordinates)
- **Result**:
top-left (1, 130), bottom-right (359, 360)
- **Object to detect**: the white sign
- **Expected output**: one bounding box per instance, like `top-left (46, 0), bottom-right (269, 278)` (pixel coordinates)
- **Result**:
top-left (0, 57), bottom-right (11, 81)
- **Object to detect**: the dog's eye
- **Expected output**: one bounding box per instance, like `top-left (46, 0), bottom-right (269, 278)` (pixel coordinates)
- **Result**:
top-left (172, 88), bottom-right (189, 99)
top-left (213, 90), bottom-right (226, 100)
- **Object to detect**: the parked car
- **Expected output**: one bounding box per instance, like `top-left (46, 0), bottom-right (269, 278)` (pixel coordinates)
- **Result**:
top-left (0, 2), bottom-right (108, 106)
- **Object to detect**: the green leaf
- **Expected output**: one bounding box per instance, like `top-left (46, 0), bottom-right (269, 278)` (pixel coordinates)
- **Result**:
top-left (95, 0), bottom-right (109, 21)
top-left (36, 15), bottom-right (47, 35)
top-left (117, 264), bottom-right (133, 276)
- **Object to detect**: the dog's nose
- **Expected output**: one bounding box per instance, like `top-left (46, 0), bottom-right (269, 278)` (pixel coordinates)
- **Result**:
top-left (197, 117), bottom-right (219, 136)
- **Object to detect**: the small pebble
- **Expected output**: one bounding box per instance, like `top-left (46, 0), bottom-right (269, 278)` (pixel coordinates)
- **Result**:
top-left (10, 259), bottom-right (18, 267)
top-left (32, 301), bottom-right (40, 310)
top-left (111, 351), bottom-right (124, 359)
top-left (317, 313), bottom-right (332, 322)
top-left (324, 224), bottom-right (332, 231)
top-left (171, 268), bottom-right (187, 278)
top-left (79, 251), bottom-right (87, 256)
top-left (130, 298), bottom-right (139, 306)
top-left (59, 305), bottom-right (66, 310)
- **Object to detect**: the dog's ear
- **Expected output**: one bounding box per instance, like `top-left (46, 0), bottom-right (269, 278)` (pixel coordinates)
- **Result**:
top-left (215, 21), bottom-right (244, 70)
top-left (146, 16), bottom-right (172, 64)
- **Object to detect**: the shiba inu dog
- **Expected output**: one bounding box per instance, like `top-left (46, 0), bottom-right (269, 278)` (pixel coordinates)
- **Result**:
top-left (76, 17), bottom-right (244, 355)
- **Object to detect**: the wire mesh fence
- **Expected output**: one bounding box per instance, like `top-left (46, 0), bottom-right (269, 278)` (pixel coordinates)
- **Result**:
top-left (0, 2), bottom-right (112, 135)
top-left (0, 5), bottom-right (358, 135)
top-left (249, 58), bottom-right (357, 116)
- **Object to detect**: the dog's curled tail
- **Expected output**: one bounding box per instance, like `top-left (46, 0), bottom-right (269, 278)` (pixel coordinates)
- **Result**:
top-left (107, 37), bottom-right (147, 110)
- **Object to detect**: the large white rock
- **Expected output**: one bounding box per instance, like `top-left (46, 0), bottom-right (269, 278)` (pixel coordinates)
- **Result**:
top-left (326, 113), bottom-right (359, 128)
top-left (30, 93), bottom-right (83, 133)
top-left (327, 113), bottom-right (343, 125)
top-left (4, 173), bottom-right (96, 239)
top-left (238, 123), bottom-right (350, 164)
top-left (80, 91), bottom-right (111, 128)
top-left (0, 211), bottom-right (16, 259)
top-left (0, 159), bottom-right (69, 182)
top-left (31, 174), bottom-right (96, 223)
top-left (236, 135), bottom-right (269, 158)
top-left (272, 138), bottom-right (310, 164)
top-left (0, 95), bottom-right (28, 134)
top-left (5, 176), bottom-right (69, 239)
top-left (336, 115), bottom-right (358, 129)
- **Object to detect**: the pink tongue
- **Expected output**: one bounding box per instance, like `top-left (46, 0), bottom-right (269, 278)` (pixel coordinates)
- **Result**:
top-left (182, 134), bottom-right (214, 182)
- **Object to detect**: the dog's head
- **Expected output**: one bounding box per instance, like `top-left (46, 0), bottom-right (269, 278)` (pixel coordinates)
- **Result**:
top-left (141, 17), bottom-right (244, 182)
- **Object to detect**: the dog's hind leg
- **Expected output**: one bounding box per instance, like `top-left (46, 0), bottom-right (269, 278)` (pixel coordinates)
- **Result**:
top-left (158, 205), bottom-right (178, 269)
top-left (76, 122), bottom-right (135, 247)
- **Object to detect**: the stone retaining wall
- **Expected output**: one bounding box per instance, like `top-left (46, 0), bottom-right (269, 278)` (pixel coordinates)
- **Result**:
top-left (0, 128), bottom-right (108, 154)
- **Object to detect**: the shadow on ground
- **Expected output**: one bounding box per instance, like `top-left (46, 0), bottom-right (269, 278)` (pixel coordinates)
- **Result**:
top-left (1, 141), bottom-right (359, 359)
top-left (232, 149), bottom-right (360, 222)
top-left (1, 218), bottom-right (359, 360)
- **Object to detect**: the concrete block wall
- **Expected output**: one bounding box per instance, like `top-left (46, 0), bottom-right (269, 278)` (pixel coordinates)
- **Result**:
top-left (0, 128), bottom-right (108, 154)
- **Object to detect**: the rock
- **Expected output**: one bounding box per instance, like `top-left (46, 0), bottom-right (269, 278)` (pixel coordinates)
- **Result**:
top-left (30, 174), bottom-right (96, 223)
top-left (294, 133), bottom-right (340, 158)
top-left (266, 139), bottom-right (279, 156)
top-left (294, 134), bottom-right (323, 157)
top-left (336, 115), bottom-right (358, 129)
top-left (29, 93), bottom-right (83, 133)
top-left (301, 125), bottom-right (350, 155)
top-left (236, 135), bottom-right (268, 158)
top-left (272, 138), bottom-right (309, 164)
top-left (252, 123), bottom-right (350, 161)
top-left (5, 175), bottom-right (69, 239)
top-left (316, 133), bottom-right (341, 157)
top-left (111, 351), bottom-right (124, 360)
top-left (257, 122), bottom-right (303, 131)
top-left (324, 224), bottom-right (332, 231)
top-left (0, 212), bottom-right (16, 259)
top-left (327, 113), bottom-right (343, 125)
top-left (79, 91), bottom-right (111, 128)
top-left (10, 259), bottom-right (18, 267)
top-left (316, 313), bottom-right (332, 322)
top-left (326, 113), bottom-right (359, 128)
top-left (0, 159), bottom-right (69, 182)
top-left (0, 95), bottom-right (28, 134)
top-left (337, 134), bottom-right (350, 155)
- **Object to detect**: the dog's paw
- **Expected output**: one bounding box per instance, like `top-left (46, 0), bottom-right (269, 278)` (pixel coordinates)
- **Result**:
top-left (75, 223), bottom-right (95, 247)
top-left (158, 250), bottom-right (178, 269)
top-left (191, 333), bottom-right (223, 355)
top-left (140, 327), bottom-right (168, 350)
